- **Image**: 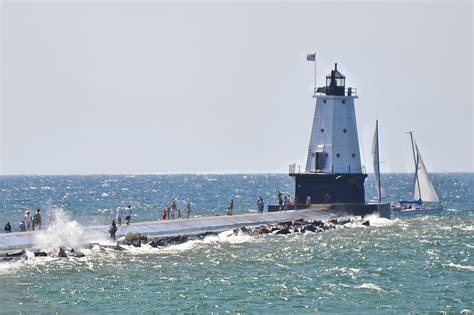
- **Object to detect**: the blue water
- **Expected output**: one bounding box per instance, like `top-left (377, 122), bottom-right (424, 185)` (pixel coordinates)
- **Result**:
top-left (0, 173), bottom-right (473, 312)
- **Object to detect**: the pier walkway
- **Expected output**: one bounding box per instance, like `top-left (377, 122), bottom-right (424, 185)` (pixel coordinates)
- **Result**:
top-left (0, 208), bottom-right (337, 251)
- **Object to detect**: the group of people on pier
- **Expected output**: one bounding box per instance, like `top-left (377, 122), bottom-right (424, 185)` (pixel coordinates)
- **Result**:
top-left (109, 205), bottom-right (133, 240)
top-left (3, 209), bottom-right (42, 233)
top-left (162, 200), bottom-right (193, 220)
top-left (115, 205), bottom-right (133, 226)
top-left (277, 191), bottom-right (304, 211)
top-left (4, 191), bottom-right (299, 237)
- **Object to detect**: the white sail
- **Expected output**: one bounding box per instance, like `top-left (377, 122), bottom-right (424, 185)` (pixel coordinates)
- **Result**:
top-left (371, 121), bottom-right (386, 200)
top-left (413, 143), bottom-right (439, 202)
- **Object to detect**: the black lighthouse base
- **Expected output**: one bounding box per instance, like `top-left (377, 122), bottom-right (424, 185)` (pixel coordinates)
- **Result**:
top-left (292, 173), bottom-right (367, 204)
top-left (267, 172), bottom-right (390, 218)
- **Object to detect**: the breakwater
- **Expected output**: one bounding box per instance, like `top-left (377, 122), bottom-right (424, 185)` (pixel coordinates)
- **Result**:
top-left (1, 214), bottom-right (364, 262)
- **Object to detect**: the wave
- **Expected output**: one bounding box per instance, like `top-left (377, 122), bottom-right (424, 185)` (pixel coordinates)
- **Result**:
top-left (357, 283), bottom-right (384, 291)
top-left (0, 250), bottom-right (58, 275)
top-left (444, 263), bottom-right (474, 272)
top-left (101, 229), bottom-right (257, 255)
top-left (347, 213), bottom-right (401, 228)
top-left (456, 225), bottom-right (474, 232)
top-left (33, 208), bottom-right (108, 251)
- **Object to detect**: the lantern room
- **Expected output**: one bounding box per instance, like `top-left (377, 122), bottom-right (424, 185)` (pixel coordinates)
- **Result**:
top-left (316, 63), bottom-right (346, 96)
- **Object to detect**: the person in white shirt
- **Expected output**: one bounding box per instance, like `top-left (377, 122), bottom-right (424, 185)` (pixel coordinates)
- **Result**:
top-left (125, 206), bottom-right (132, 225)
top-left (170, 200), bottom-right (177, 220)
top-left (116, 207), bottom-right (124, 225)
top-left (24, 211), bottom-right (33, 231)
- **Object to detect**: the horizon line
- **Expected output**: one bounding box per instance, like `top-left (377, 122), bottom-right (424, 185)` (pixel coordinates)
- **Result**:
top-left (0, 171), bottom-right (472, 176)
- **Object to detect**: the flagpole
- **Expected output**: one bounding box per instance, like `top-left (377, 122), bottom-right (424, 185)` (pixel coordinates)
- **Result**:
top-left (306, 52), bottom-right (317, 96)
top-left (314, 53), bottom-right (317, 94)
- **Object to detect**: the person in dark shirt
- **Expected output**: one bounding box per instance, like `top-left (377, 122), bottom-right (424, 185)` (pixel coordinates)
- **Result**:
top-left (109, 220), bottom-right (118, 240)
top-left (186, 202), bottom-right (192, 219)
top-left (4, 222), bottom-right (11, 233)
top-left (34, 209), bottom-right (42, 230)
top-left (19, 221), bottom-right (26, 232)
top-left (227, 199), bottom-right (234, 215)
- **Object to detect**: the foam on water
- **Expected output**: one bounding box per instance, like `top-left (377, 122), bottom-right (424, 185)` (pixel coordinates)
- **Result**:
top-left (217, 229), bottom-right (256, 244)
top-left (123, 230), bottom-right (257, 255)
top-left (365, 213), bottom-right (401, 227)
top-left (444, 263), bottom-right (474, 272)
top-left (357, 283), bottom-right (385, 291)
top-left (346, 213), bottom-right (401, 228)
top-left (0, 250), bottom-right (59, 275)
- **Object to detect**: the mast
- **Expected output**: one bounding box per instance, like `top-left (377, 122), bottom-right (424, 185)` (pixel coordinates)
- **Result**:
top-left (407, 131), bottom-right (422, 202)
top-left (374, 121), bottom-right (382, 203)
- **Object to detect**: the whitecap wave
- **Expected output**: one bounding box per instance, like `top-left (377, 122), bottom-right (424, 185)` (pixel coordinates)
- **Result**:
top-left (444, 263), bottom-right (474, 272)
top-left (457, 225), bottom-right (474, 232)
top-left (357, 283), bottom-right (384, 291)
top-left (347, 213), bottom-right (400, 228)
top-left (365, 213), bottom-right (400, 227)
top-left (446, 208), bottom-right (460, 212)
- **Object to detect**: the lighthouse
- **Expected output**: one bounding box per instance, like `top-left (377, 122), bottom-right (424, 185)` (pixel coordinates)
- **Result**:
top-left (290, 62), bottom-right (367, 205)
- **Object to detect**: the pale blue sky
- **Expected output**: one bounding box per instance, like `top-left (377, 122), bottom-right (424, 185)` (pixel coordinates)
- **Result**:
top-left (1, 1), bottom-right (472, 174)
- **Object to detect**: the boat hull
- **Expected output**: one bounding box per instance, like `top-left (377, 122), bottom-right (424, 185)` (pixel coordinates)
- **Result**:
top-left (391, 207), bottom-right (443, 218)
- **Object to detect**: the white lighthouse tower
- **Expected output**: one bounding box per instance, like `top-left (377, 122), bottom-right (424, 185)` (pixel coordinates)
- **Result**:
top-left (305, 63), bottom-right (362, 174)
top-left (290, 62), bottom-right (367, 204)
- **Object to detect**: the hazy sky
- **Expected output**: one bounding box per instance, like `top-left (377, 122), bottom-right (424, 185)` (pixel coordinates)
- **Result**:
top-left (1, 1), bottom-right (472, 174)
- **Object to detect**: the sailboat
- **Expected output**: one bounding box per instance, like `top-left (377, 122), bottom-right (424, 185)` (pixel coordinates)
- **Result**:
top-left (372, 120), bottom-right (388, 203)
top-left (391, 131), bottom-right (442, 216)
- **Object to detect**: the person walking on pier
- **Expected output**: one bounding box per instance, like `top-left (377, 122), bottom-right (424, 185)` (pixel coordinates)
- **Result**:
top-left (4, 222), bottom-right (11, 233)
top-left (257, 196), bottom-right (264, 213)
top-left (34, 209), bottom-right (42, 230)
top-left (277, 191), bottom-right (283, 211)
top-left (125, 206), bottom-right (132, 225)
top-left (170, 200), bottom-right (177, 220)
top-left (24, 211), bottom-right (32, 231)
top-left (227, 198), bottom-right (234, 216)
top-left (116, 207), bottom-right (124, 225)
top-left (186, 202), bottom-right (192, 219)
top-left (283, 196), bottom-right (289, 211)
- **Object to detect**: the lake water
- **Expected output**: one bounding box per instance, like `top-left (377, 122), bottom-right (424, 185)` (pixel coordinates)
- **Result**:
top-left (0, 173), bottom-right (472, 313)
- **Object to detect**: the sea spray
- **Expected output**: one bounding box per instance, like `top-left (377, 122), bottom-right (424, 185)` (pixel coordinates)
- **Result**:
top-left (34, 208), bottom-right (107, 250)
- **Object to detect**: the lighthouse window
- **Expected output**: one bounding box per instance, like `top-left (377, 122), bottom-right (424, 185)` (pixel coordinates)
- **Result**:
top-left (352, 153), bottom-right (356, 158)
top-left (320, 128), bottom-right (325, 133)
top-left (323, 99), bottom-right (327, 104)
top-left (343, 128), bottom-right (347, 133)
top-left (342, 100), bottom-right (346, 104)
top-left (336, 153), bottom-right (341, 158)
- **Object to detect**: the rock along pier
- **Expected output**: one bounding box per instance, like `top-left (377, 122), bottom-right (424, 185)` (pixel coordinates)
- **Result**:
top-left (0, 207), bottom-right (344, 252)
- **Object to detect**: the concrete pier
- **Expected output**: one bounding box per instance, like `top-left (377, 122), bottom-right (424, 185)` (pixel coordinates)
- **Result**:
top-left (0, 208), bottom-right (338, 251)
